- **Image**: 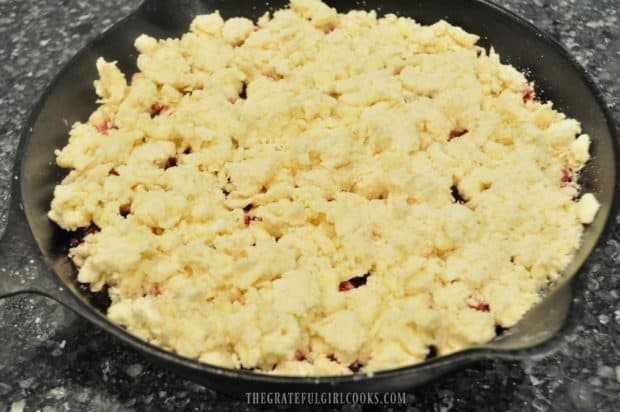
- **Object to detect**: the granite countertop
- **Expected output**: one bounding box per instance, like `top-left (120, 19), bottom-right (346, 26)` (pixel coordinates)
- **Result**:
top-left (0, 0), bottom-right (618, 411)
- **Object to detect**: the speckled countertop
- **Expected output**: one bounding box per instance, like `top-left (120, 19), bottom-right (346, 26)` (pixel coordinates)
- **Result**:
top-left (0, 0), bottom-right (618, 411)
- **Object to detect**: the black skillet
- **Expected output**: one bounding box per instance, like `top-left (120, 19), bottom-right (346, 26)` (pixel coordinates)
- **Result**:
top-left (0, 0), bottom-right (617, 395)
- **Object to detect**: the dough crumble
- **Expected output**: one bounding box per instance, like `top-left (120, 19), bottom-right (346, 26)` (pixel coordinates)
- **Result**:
top-left (49, 0), bottom-right (599, 375)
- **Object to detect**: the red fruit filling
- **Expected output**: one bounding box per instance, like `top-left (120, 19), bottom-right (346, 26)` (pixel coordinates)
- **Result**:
top-left (522, 87), bottom-right (534, 103)
top-left (84, 223), bottom-right (100, 236)
top-left (448, 128), bottom-right (468, 140)
top-left (150, 103), bottom-right (167, 117)
top-left (68, 223), bottom-right (101, 250)
top-left (338, 273), bottom-right (370, 291)
top-left (164, 156), bottom-right (177, 170)
top-left (95, 119), bottom-right (115, 135)
top-left (338, 281), bottom-right (353, 291)
top-left (119, 204), bottom-right (131, 218)
top-left (348, 360), bottom-right (363, 372)
top-left (467, 296), bottom-right (490, 312)
top-left (243, 204), bottom-right (262, 226)
top-left (68, 238), bottom-right (81, 249)
top-left (560, 169), bottom-right (572, 187)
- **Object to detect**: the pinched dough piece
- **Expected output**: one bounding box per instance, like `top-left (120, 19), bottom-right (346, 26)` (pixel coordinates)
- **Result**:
top-left (313, 310), bottom-right (367, 356)
top-left (222, 17), bottom-right (255, 45)
top-left (578, 193), bottom-right (600, 224)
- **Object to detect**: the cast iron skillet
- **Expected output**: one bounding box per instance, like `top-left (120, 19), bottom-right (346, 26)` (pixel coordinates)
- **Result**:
top-left (0, 0), bottom-right (617, 395)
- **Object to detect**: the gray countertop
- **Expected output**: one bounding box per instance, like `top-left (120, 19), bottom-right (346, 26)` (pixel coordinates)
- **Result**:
top-left (0, 0), bottom-right (619, 411)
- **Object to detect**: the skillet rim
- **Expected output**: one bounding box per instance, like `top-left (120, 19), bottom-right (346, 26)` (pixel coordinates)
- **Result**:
top-left (13, 0), bottom-right (620, 386)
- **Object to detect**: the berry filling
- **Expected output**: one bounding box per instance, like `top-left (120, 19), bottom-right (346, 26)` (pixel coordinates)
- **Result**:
top-left (164, 156), bottom-right (177, 170)
top-left (426, 345), bottom-right (438, 360)
top-left (522, 86), bottom-right (534, 103)
top-left (95, 119), bottom-right (115, 135)
top-left (119, 204), bottom-right (131, 218)
top-left (68, 223), bottom-right (101, 250)
top-left (150, 103), bottom-right (167, 118)
top-left (448, 127), bottom-right (468, 140)
top-left (466, 296), bottom-right (490, 312)
top-left (338, 273), bottom-right (370, 291)
top-left (348, 360), bottom-right (363, 372)
top-left (242, 204), bottom-right (263, 226)
top-left (560, 169), bottom-right (573, 187)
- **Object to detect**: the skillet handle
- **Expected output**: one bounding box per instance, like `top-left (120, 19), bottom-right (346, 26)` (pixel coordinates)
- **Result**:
top-left (0, 177), bottom-right (64, 300)
top-left (0, 178), bottom-right (100, 324)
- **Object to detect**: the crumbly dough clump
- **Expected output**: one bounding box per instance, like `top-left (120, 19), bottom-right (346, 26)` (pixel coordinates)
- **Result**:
top-left (49, 0), bottom-right (599, 375)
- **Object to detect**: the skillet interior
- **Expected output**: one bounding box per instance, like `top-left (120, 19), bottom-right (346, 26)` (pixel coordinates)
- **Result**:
top-left (17, 0), bottom-right (617, 393)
